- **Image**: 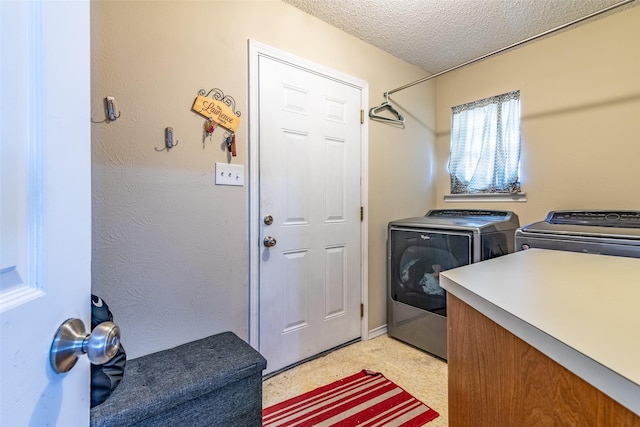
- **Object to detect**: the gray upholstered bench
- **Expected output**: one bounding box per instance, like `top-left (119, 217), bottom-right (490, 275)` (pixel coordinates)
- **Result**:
top-left (90, 331), bottom-right (267, 427)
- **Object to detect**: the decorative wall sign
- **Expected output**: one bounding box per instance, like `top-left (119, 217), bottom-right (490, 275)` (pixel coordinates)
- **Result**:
top-left (192, 88), bottom-right (241, 133)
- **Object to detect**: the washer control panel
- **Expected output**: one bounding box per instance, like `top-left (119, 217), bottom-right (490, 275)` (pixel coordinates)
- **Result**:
top-left (545, 211), bottom-right (640, 228)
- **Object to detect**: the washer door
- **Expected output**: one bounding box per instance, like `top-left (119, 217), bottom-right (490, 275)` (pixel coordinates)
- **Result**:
top-left (390, 228), bottom-right (472, 316)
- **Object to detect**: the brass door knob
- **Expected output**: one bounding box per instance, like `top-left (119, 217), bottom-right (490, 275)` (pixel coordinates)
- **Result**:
top-left (263, 236), bottom-right (277, 248)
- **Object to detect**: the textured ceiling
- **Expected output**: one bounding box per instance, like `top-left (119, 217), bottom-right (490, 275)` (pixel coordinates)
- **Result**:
top-left (283, 0), bottom-right (636, 74)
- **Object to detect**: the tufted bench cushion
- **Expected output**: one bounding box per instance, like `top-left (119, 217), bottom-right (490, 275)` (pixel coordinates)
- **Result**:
top-left (90, 331), bottom-right (267, 427)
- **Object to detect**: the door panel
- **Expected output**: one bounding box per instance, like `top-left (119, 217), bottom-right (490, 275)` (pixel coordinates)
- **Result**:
top-left (324, 245), bottom-right (347, 318)
top-left (0, 1), bottom-right (91, 425)
top-left (282, 130), bottom-right (311, 225)
top-left (282, 249), bottom-right (310, 332)
top-left (258, 54), bottom-right (362, 374)
top-left (325, 138), bottom-right (347, 221)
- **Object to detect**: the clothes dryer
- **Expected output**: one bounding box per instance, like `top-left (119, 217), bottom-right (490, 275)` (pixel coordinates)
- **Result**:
top-left (387, 209), bottom-right (520, 360)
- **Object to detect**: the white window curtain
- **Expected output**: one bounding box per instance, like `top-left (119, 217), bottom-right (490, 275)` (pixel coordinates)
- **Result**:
top-left (448, 90), bottom-right (521, 194)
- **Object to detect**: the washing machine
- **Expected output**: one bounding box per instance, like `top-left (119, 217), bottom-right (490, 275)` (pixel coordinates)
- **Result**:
top-left (515, 210), bottom-right (640, 258)
top-left (387, 209), bottom-right (520, 360)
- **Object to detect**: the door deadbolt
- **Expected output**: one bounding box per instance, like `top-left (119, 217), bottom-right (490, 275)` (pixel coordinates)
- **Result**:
top-left (263, 215), bottom-right (273, 225)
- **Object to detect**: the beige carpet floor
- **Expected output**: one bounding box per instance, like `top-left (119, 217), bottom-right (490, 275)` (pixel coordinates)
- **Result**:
top-left (262, 334), bottom-right (448, 426)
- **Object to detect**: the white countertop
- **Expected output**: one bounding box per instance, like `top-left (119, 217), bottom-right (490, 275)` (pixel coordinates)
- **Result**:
top-left (440, 248), bottom-right (640, 416)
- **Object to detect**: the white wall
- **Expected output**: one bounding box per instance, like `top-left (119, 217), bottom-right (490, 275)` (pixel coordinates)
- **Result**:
top-left (434, 6), bottom-right (640, 226)
top-left (91, 0), bottom-right (436, 359)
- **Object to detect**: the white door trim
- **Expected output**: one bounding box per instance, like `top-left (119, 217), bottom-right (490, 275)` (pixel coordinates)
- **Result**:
top-left (247, 39), bottom-right (369, 350)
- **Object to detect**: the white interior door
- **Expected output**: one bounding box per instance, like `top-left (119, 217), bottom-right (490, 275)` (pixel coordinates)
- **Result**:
top-left (0, 1), bottom-right (91, 425)
top-left (257, 52), bottom-right (364, 374)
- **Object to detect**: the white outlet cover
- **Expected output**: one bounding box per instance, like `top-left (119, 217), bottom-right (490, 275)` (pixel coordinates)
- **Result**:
top-left (215, 162), bottom-right (244, 186)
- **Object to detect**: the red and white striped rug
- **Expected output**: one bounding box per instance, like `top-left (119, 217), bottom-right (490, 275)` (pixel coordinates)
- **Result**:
top-left (262, 369), bottom-right (440, 427)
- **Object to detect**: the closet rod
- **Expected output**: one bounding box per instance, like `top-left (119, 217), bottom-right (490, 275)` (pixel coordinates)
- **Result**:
top-left (386, 0), bottom-right (635, 96)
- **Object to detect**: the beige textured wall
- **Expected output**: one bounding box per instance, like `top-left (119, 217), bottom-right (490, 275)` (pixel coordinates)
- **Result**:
top-left (435, 6), bottom-right (640, 227)
top-left (91, 0), bottom-right (436, 358)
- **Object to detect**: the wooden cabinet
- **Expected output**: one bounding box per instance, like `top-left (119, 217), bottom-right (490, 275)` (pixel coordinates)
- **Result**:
top-left (447, 294), bottom-right (640, 426)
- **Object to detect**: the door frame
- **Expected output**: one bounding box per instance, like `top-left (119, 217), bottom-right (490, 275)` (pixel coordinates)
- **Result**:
top-left (247, 39), bottom-right (369, 350)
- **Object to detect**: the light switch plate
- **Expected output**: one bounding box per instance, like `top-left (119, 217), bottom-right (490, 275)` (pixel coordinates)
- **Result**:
top-left (215, 163), bottom-right (244, 186)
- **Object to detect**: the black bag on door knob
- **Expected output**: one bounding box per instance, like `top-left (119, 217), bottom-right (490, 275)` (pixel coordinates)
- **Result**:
top-left (90, 294), bottom-right (126, 408)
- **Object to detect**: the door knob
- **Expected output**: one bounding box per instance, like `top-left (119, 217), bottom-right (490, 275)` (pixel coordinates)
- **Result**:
top-left (263, 236), bottom-right (277, 248)
top-left (50, 318), bottom-right (121, 374)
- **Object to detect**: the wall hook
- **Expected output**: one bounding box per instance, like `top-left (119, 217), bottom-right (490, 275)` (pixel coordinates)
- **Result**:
top-left (91, 96), bottom-right (122, 123)
top-left (156, 127), bottom-right (178, 151)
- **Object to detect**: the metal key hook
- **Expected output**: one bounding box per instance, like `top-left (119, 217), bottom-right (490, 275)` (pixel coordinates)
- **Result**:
top-left (156, 127), bottom-right (178, 151)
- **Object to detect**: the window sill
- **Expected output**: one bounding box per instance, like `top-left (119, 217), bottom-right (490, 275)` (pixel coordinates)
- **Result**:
top-left (444, 192), bottom-right (527, 203)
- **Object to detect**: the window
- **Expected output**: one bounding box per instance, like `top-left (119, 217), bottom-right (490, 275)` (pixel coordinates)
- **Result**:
top-left (448, 90), bottom-right (521, 195)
